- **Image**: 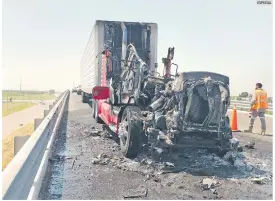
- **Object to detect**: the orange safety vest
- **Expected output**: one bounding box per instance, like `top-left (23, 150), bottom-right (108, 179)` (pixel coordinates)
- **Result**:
top-left (251, 89), bottom-right (268, 110)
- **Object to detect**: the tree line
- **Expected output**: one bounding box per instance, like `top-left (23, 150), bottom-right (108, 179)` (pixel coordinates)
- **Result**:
top-left (238, 92), bottom-right (272, 103)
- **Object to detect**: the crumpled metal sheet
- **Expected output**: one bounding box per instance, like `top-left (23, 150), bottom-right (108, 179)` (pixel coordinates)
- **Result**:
top-left (103, 21), bottom-right (151, 76)
top-left (149, 74), bottom-right (231, 136)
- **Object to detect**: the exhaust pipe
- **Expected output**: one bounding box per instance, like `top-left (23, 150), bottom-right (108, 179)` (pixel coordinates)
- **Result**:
top-left (149, 96), bottom-right (165, 111)
top-left (121, 22), bottom-right (127, 68)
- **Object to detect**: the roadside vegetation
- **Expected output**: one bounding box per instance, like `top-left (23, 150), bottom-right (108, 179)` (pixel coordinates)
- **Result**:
top-left (2, 90), bottom-right (56, 101)
top-left (2, 102), bottom-right (36, 117)
top-left (2, 123), bottom-right (34, 170)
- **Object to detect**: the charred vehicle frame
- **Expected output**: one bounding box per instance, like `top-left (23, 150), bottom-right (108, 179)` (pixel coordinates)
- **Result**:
top-left (92, 45), bottom-right (234, 158)
top-left (90, 21), bottom-right (234, 159)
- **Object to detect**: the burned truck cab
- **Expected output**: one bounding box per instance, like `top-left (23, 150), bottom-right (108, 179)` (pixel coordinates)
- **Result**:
top-left (147, 71), bottom-right (233, 154)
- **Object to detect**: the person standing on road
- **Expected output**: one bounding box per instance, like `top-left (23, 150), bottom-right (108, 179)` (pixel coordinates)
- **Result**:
top-left (244, 83), bottom-right (268, 135)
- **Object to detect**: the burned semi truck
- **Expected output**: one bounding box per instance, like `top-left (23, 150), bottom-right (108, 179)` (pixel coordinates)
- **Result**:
top-left (82, 20), bottom-right (234, 159)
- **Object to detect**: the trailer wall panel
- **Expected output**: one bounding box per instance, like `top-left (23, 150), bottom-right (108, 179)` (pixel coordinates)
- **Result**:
top-left (81, 20), bottom-right (158, 94)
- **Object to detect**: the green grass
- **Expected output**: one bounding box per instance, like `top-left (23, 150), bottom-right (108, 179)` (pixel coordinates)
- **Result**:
top-left (2, 91), bottom-right (56, 101)
top-left (2, 102), bottom-right (36, 117)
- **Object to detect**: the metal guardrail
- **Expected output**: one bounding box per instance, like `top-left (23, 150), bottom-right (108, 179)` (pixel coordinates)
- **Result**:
top-left (229, 100), bottom-right (273, 113)
top-left (2, 90), bottom-right (70, 200)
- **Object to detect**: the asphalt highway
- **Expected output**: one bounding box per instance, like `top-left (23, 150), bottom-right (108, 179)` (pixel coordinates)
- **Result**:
top-left (39, 93), bottom-right (273, 200)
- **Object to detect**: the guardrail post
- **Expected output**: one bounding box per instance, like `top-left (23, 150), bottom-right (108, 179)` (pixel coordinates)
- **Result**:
top-left (44, 110), bottom-right (49, 118)
top-left (14, 136), bottom-right (30, 156)
top-left (34, 118), bottom-right (43, 130)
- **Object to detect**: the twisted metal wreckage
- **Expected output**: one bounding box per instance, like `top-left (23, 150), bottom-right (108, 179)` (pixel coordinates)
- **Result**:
top-left (116, 44), bottom-right (239, 157)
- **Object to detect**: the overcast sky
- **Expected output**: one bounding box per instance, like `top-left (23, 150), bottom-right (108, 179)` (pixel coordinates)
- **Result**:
top-left (2, 0), bottom-right (273, 96)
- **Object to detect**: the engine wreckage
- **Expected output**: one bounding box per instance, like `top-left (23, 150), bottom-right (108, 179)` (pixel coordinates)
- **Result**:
top-left (143, 72), bottom-right (234, 154)
top-left (116, 44), bottom-right (236, 157)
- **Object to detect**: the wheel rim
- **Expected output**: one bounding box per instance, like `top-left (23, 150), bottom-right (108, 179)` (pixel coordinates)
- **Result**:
top-left (119, 114), bottom-right (129, 146)
top-left (95, 103), bottom-right (97, 117)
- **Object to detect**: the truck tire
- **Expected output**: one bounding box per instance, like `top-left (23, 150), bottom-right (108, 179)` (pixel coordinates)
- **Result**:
top-left (93, 101), bottom-right (104, 124)
top-left (81, 93), bottom-right (85, 103)
top-left (82, 92), bottom-right (89, 103)
top-left (119, 106), bottom-right (143, 158)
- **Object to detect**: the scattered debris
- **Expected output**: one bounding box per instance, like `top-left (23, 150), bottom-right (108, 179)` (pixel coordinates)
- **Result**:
top-left (98, 153), bottom-right (108, 159)
top-left (245, 141), bottom-right (255, 149)
top-left (49, 155), bottom-right (73, 163)
top-left (237, 146), bottom-right (243, 152)
top-left (99, 158), bottom-right (110, 165)
top-left (166, 181), bottom-right (174, 187)
top-left (139, 158), bottom-right (153, 166)
top-left (153, 176), bottom-right (161, 183)
top-left (230, 138), bottom-right (240, 150)
top-left (251, 177), bottom-right (265, 184)
top-left (71, 157), bottom-right (76, 169)
top-left (85, 128), bottom-right (101, 138)
top-left (234, 159), bottom-right (246, 168)
top-left (165, 162), bottom-right (175, 168)
top-left (154, 147), bottom-right (164, 154)
top-left (201, 177), bottom-right (221, 193)
top-left (158, 168), bottom-right (186, 175)
top-left (123, 189), bottom-right (148, 199)
top-left (146, 173), bottom-right (161, 183)
top-left (91, 158), bottom-right (100, 164)
top-left (177, 185), bottom-right (185, 189)
top-left (91, 153), bottom-right (111, 165)
top-left (210, 188), bottom-right (218, 194)
top-left (245, 165), bottom-right (253, 172)
top-left (202, 178), bottom-right (217, 189)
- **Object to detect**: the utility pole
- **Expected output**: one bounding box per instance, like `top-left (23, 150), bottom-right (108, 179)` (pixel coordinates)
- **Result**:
top-left (20, 77), bottom-right (22, 91)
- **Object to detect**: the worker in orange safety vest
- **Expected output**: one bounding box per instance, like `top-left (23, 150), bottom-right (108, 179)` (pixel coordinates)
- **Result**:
top-left (244, 83), bottom-right (268, 135)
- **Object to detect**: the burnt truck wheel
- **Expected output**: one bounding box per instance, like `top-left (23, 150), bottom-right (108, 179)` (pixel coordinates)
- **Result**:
top-left (119, 106), bottom-right (143, 158)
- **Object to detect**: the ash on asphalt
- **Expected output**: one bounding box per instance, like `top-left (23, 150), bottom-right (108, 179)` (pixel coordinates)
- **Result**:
top-left (39, 93), bottom-right (273, 200)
